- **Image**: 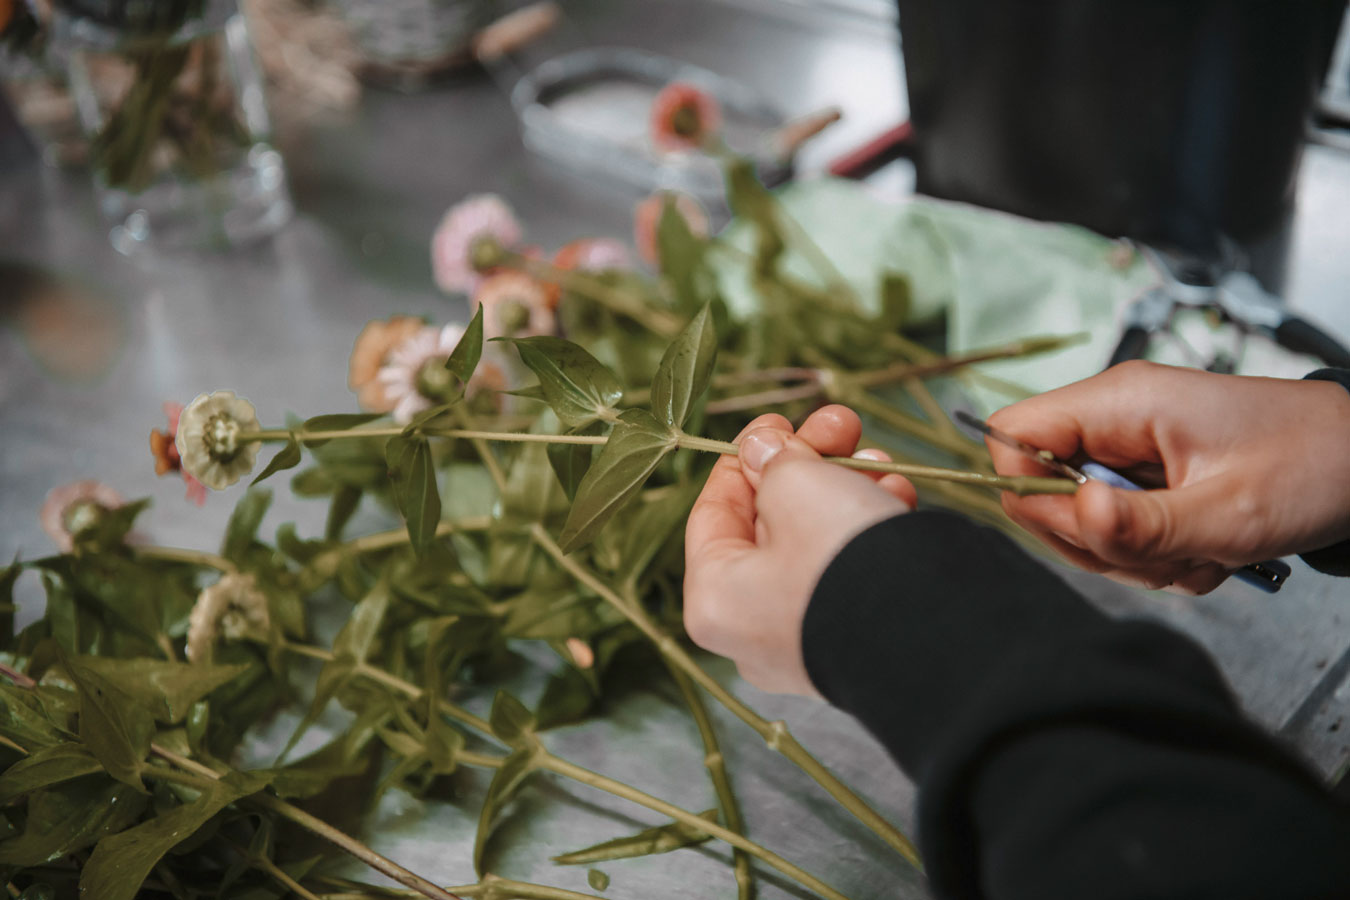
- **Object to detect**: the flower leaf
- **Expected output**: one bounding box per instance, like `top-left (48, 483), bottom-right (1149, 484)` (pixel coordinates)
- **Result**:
top-left (385, 435), bottom-right (441, 555)
top-left (79, 770), bottom-right (268, 900)
top-left (251, 435), bottom-right (302, 486)
top-left (657, 198), bottom-right (711, 315)
top-left (558, 409), bottom-right (677, 553)
top-left (488, 690), bottom-right (536, 749)
top-left (552, 809), bottom-right (718, 864)
top-left (446, 305), bottom-right (484, 385)
top-left (221, 487), bottom-right (272, 564)
top-left (0, 556), bottom-right (20, 645)
top-left (0, 682), bottom-right (65, 752)
top-left (498, 336), bottom-right (624, 428)
top-left (0, 744), bottom-right (103, 805)
top-left (547, 422), bottom-right (604, 501)
top-left (325, 484), bottom-right (363, 541)
top-left (63, 654), bottom-right (156, 790)
top-left (0, 777), bottom-right (148, 866)
top-left (299, 414), bottom-right (383, 448)
top-left (649, 304), bottom-right (717, 430)
top-left (72, 657), bottom-right (249, 725)
top-left (474, 746), bottom-right (538, 876)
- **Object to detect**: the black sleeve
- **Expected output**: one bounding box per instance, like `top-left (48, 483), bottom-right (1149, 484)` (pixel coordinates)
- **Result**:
top-left (1301, 369), bottom-right (1350, 576)
top-left (803, 511), bottom-right (1350, 900)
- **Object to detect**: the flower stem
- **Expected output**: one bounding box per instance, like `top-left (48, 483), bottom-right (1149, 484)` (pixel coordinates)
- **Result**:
top-left (854, 333), bottom-right (1088, 389)
top-left (135, 545), bottom-right (237, 573)
top-left (501, 251), bottom-right (684, 337)
top-left (316, 873), bottom-right (612, 900)
top-left (143, 744), bottom-right (463, 900)
top-left (528, 523), bottom-right (923, 871)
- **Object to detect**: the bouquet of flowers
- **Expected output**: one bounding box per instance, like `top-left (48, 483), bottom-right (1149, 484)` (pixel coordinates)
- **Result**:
top-left (1, 83), bottom-right (1080, 899)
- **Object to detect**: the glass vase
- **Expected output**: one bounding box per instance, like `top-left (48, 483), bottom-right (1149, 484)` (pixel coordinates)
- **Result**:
top-left (56, 0), bottom-right (291, 252)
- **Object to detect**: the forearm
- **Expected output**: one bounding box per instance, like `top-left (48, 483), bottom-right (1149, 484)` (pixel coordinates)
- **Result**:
top-left (804, 512), bottom-right (1350, 899)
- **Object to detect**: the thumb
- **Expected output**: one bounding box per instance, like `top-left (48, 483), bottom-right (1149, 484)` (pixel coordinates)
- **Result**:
top-left (737, 426), bottom-right (821, 491)
top-left (1075, 477), bottom-right (1246, 567)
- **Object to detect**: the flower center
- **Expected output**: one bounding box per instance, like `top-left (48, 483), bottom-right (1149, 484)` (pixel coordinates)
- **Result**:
top-left (203, 413), bottom-right (242, 463)
top-left (498, 298), bottom-right (531, 335)
top-left (62, 500), bottom-right (104, 538)
top-left (672, 104), bottom-right (702, 137)
top-left (470, 235), bottom-right (505, 272)
top-left (415, 357), bottom-right (455, 400)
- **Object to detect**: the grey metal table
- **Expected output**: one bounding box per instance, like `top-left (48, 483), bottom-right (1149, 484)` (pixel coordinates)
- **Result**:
top-left (1, 1), bottom-right (1347, 897)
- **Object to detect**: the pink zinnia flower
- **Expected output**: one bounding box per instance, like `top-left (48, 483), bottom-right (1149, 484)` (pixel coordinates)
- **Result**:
top-left (634, 191), bottom-right (709, 266)
top-left (472, 271), bottom-right (555, 339)
top-left (650, 82), bottom-right (722, 152)
top-left (40, 480), bottom-right (124, 553)
top-left (376, 324), bottom-right (468, 424)
top-left (431, 194), bottom-right (523, 296)
top-left (348, 316), bottom-right (428, 413)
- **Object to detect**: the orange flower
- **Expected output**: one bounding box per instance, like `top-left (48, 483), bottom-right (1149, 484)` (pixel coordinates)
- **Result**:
top-left (650, 82), bottom-right (721, 152)
top-left (150, 402), bottom-right (208, 506)
top-left (348, 315), bottom-right (426, 413)
top-left (633, 191), bottom-right (709, 267)
top-left (472, 271), bottom-right (555, 340)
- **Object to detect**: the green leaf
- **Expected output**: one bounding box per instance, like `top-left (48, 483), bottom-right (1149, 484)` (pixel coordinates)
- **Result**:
top-left (221, 488), bottom-right (272, 563)
top-left (64, 655), bottom-right (155, 789)
top-left (386, 435), bottom-right (441, 555)
top-left (72, 657), bottom-right (249, 725)
top-left (536, 665), bottom-right (599, 731)
top-left (0, 556), bottom-right (19, 645)
top-left (488, 690), bottom-right (536, 749)
top-left (79, 770), bottom-right (267, 900)
top-left (402, 401), bottom-right (458, 435)
top-left (0, 744), bottom-right (103, 804)
top-left (325, 484), bottom-right (363, 541)
top-left (0, 681), bottom-right (63, 752)
top-left (548, 422), bottom-right (603, 501)
top-left (553, 810), bottom-right (718, 864)
top-left (251, 436), bottom-right (302, 486)
top-left (588, 869), bottom-right (611, 891)
top-left (474, 747), bottom-right (537, 876)
top-left (446, 305), bottom-right (484, 385)
top-left (0, 777), bottom-right (148, 866)
top-left (657, 197), bottom-right (711, 315)
top-left (499, 337), bottom-right (624, 428)
top-left (299, 413), bottom-right (383, 448)
top-left (650, 304), bottom-right (717, 430)
top-left (558, 409), bottom-right (676, 553)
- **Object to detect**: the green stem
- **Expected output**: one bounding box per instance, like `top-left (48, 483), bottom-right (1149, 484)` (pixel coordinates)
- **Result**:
top-left (528, 524), bottom-right (924, 871)
top-left (840, 388), bottom-right (986, 464)
top-left (662, 656), bottom-right (754, 900)
top-left (854, 334), bottom-right (1088, 389)
top-left (135, 545), bottom-right (237, 573)
top-left (145, 744), bottom-right (463, 900)
top-left (224, 838), bottom-right (325, 900)
top-left (501, 251), bottom-right (684, 337)
top-left (316, 873), bottom-right (611, 900)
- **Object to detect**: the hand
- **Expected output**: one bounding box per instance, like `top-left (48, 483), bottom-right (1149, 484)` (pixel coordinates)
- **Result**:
top-left (683, 405), bottom-right (916, 696)
top-left (987, 360), bottom-right (1350, 593)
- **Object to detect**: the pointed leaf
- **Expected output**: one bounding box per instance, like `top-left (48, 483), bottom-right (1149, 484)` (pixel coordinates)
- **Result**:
top-left (403, 401), bottom-right (458, 435)
top-left (553, 810), bottom-right (718, 864)
top-left (325, 484), bottom-right (363, 541)
top-left (386, 435), bottom-right (441, 555)
top-left (474, 747), bottom-right (537, 876)
top-left (300, 413), bottom-right (383, 448)
top-left (64, 655), bottom-right (155, 789)
top-left (446, 305), bottom-right (484, 385)
top-left (0, 777), bottom-right (148, 866)
top-left (499, 337), bottom-right (624, 428)
top-left (221, 488), bottom-right (272, 563)
top-left (489, 690), bottom-right (536, 749)
top-left (558, 409), bottom-right (676, 553)
top-left (0, 744), bottom-right (103, 804)
top-left (333, 579), bottom-right (391, 663)
top-left (79, 771), bottom-right (267, 900)
top-left (548, 422), bottom-right (603, 501)
top-left (650, 304), bottom-right (717, 429)
top-left (0, 557), bottom-right (19, 645)
top-left (70, 657), bottom-right (248, 724)
top-left (251, 436), bottom-right (302, 486)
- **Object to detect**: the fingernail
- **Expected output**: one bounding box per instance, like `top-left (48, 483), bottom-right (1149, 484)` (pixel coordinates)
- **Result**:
top-left (852, 448), bottom-right (886, 461)
top-left (740, 430), bottom-right (785, 472)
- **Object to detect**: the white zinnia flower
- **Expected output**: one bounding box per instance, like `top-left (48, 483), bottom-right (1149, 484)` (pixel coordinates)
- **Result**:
top-left (174, 390), bottom-right (262, 490)
top-left (185, 573), bottom-right (271, 663)
top-left (430, 194), bottom-right (523, 296)
top-left (376, 323), bottom-right (468, 425)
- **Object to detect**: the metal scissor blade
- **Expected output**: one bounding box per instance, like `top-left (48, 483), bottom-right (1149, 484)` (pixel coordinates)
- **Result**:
top-left (953, 411), bottom-right (1088, 484)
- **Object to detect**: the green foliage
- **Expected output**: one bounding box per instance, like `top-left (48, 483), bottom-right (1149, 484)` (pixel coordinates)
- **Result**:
top-left (500, 337), bottom-right (624, 428)
top-left (252, 436), bottom-right (302, 486)
top-left (386, 435), bottom-right (441, 555)
top-left (650, 304), bottom-right (718, 430)
top-left (446, 305), bottom-right (485, 387)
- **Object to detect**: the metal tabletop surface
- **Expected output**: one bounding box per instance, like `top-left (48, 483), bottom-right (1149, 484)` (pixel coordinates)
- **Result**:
top-left (1, 1), bottom-right (1349, 897)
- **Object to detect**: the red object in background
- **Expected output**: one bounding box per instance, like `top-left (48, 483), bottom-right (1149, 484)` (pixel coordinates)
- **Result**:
top-left (827, 120), bottom-right (913, 180)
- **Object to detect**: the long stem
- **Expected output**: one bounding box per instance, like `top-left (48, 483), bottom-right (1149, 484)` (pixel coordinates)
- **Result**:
top-left (144, 743), bottom-right (463, 900)
top-left (539, 754), bottom-right (849, 900)
top-left (663, 657), bottom-right (754, 900)
top-left (502, 251), bottom-right (684, 337)
top-left (854, 334), bottom-right (1087, 389)
top-left (135, 545), bottom-right (237, 573)
top-left (317, 873), bottom-right (611, 900)
top-left (528, 524), bottom-right (923, 871)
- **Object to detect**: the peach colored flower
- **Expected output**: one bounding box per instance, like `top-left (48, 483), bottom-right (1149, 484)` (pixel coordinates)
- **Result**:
top-left (431, 194), bottom-right (523, 296)
top-left (185, 573), bottom-right (271, 663)
top-left (175, 391), bottom-right (262, 491)
top-left (376, 323), bottom-right (468, 425)
top-left (472, 271), bottom-right (555, 340)
top-left (634, 191), bottom-right (709, 266)
top-left (348, 315), bottom-right (427, 413)
top-left (650, 82), bottom-right (721, 152)
top-left (554, 238), bottom-right (631, 274)
top-left (40, 480), bottom-right (124, 553)
top-left (565, 637), bottom-right (594, 669)
top-left (150, 402), bottom-right (208, 506)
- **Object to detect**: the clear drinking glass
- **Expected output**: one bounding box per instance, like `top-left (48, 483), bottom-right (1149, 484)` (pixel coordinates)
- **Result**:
top-left (56, 0), bottom-right (291, 252)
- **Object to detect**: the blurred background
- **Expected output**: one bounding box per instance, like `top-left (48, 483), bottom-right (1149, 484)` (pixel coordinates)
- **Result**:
top-left (3, 0), bottom-right (1350, 891)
